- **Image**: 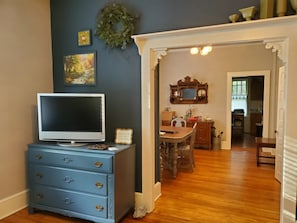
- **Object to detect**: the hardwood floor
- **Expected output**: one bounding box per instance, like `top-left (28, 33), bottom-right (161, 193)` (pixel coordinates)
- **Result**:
top-left (1, 135), bottom-right (280, 223)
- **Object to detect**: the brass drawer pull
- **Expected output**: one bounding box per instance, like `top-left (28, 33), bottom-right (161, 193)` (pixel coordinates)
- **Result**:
top-left (63, 157), bottom-right (73, 163)
top-left (35, 173), bottom-right (43, 179)
top-left (36, 193), bottom-right (43, 199)
top-left (64, 197), bottom-right (72, 205)
top-left (96, 205), bottom-right (104, 211)
top-left (95, 182), bottom-right (103, 188)
top-left (35, 154), bottom-right (42, 160)
top-left (94, 161), bottom-right (103, 168)
top-left (64, 176), bottom-right (74, 183)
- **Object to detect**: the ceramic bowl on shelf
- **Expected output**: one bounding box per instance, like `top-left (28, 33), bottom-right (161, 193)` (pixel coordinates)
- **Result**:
top-left (239, 6), bottom-right (256, 21)
top-left (229, 13), bottom-right (239, 23)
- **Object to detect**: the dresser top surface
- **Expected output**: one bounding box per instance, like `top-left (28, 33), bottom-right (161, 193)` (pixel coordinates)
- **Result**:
top-left (28, 142), bottom-right (134, 154)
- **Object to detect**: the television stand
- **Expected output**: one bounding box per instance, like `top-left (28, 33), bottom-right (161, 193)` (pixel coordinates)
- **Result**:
top-left (27, 143), bottom-right (135, 223)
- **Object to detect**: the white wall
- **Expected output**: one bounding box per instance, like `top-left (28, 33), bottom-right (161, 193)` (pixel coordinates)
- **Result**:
top-left (0, 0), bottom-right (52, 219)
top-left (160, 43), bottom-right (275, 141)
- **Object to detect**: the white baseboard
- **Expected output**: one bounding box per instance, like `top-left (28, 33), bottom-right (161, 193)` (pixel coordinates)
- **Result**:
top-left (134, 192), bottom-right (143, 209)
top-left (221, 140), bottom-right (230, 150)
top-left (0, 190), bottom-right (28, 220)
top-left (134, 183), bottom-right (161, 214)
top-left (154, 182), bottom-right (161, 202)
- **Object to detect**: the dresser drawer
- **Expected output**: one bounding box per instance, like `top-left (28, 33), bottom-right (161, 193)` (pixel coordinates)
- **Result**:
top-left (28, 148), bottom-right (113, 173)
top-left (30, 185), bottom-right (108, 218)
top-left (30, 165), bottom-right (108, 196)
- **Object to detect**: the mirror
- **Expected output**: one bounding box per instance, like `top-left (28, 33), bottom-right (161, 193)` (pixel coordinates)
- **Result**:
top-left (181, 88), bottom-right (196, 99)
top-left (170, 76), bottom-right (208, 104)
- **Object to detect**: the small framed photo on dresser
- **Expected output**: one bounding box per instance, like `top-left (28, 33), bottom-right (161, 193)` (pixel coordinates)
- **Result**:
top-left (115, 128), bottom-right (133, 145)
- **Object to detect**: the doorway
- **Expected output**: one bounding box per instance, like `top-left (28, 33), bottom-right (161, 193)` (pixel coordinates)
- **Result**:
top-left (133, 17), bottom-right (293, 219)
top-left (231, 75), bottom-right (265, 148)
top-left (226, 70), bottom-right (271, 150)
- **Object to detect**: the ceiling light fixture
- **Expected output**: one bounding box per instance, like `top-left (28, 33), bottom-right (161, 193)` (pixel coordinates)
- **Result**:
top-left (190, 45), bottom-right (212, 56)
top-left (190, 47), bottom-right (199, 55)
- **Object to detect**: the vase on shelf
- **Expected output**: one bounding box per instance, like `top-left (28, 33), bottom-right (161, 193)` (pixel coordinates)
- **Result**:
top-left (277, 0), bottom-right (287, 16)
top-left (229, 13), bottom-right (239, 23)
top-left (290, 0), bottom-right (297, 14)
top-left (260, 0), bottom-right (274, 19)
top-left (239, 6), bottom-right (257, 21)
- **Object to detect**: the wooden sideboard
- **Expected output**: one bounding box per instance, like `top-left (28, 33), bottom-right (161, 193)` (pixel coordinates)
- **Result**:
top-left (187, 120), bottom-right (214, 149)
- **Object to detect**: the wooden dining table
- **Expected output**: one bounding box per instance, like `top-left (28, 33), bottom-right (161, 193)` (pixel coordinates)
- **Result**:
top-left (159, 125), bottom-right (194, 178)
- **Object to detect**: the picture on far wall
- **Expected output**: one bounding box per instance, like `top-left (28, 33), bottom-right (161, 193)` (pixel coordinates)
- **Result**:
top-left (63, 52), bottom-right (96, 85)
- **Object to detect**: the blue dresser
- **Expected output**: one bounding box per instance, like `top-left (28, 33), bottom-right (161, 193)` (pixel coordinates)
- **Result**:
top-left (27, 143), bottom-right (135, 223)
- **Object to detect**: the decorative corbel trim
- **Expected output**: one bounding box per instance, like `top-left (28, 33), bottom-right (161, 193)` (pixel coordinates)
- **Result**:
top-left (264, 39), bottom-right (287, 64)
top-left (151, 48), bottom-right (168, 69)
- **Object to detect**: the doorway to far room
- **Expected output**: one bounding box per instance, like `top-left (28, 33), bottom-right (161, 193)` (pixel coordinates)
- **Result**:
top-left (231, 76), bottom-right (264, 148)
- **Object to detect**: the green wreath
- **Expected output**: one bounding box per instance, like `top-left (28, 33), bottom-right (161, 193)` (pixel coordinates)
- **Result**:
top-left (95, 3), bottom-right (136, 49)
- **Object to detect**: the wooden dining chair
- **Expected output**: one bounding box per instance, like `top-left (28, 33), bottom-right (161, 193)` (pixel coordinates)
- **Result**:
top-left (170, 117), bottom-right (187, 147)
top-left (171, 117), bottom-right (187, 127)
top-left (177, 122), bottom-right (197, 171)
top-left (159, 117), bottom-right (187, 174)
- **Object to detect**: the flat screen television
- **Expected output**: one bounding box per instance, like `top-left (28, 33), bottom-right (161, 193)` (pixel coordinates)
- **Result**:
top-left (37, 93), bottom-right (105, 146)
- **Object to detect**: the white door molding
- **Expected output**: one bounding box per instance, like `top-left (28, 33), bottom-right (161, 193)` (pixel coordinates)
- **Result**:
top-left (133, 16), bottom-right (297, 222)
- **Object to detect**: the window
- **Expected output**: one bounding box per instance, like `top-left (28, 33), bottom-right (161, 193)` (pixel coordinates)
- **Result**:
top-left (232, 79), bottom-right (247, 116)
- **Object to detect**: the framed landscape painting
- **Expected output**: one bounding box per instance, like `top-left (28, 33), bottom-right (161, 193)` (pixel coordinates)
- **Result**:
top-left (64, 52), bottom-right (96, 85)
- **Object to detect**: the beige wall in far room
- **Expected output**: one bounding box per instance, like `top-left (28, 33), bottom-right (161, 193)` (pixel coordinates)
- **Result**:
top-left (159, 43), bottom-right (276, 142)
top-left (0, 0), bottom-right (52, 218)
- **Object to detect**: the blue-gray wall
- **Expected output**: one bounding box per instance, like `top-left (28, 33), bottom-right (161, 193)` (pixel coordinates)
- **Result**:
top-left (50, 0), bottom-right (290, 192)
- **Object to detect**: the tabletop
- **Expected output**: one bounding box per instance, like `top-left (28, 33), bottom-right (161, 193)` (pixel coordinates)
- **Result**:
top-left (160, 125), bottom-right (193, 142)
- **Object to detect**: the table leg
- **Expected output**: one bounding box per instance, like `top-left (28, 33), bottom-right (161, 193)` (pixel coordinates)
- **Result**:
top-left (172, 143), bottom-right (178, 178)
top-left (160, 154), bottom-right (163, 182)
top-left (256, 145), bottom-right (260, 166)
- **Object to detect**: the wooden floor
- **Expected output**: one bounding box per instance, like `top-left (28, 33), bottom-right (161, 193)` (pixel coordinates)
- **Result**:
top-left (1, 134), bottom-right (280, 223)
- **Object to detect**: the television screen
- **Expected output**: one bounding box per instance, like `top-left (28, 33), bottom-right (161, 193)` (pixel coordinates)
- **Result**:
top-left (37, 93), bottom-right (105, 146)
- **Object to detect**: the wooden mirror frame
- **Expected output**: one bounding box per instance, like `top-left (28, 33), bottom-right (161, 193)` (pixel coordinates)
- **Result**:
top-left (170, 76), bottom-right (208, 104)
